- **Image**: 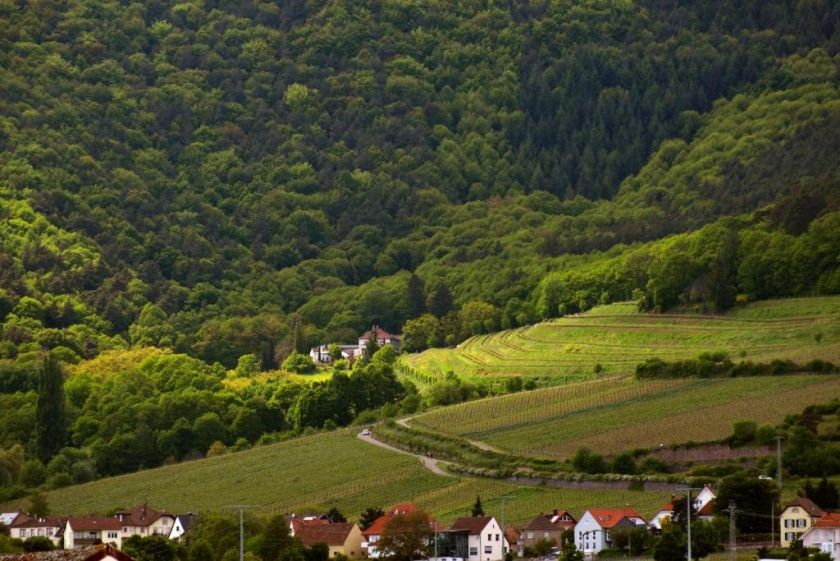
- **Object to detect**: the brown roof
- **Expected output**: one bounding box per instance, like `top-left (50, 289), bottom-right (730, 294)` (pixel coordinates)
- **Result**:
top-left (66, 517), bottom-right (122, 532)
top-left (115, 504), bottom-right (170, 527)
top-left (450, 516), bottom-right (493, 534)
top-left (0, 544), bottom-right (133, 561)
top-left (360, 326), bottom-right (399, 341)
top-left (785, 497), bottom-right (826, 517)
top-left (291, 518), bottom-right (331, 534)
top-left (10, 516), bottom-right (65, 529)
top-left (524, 514), bottom-right (573, 532)
top-left (295, 523), bottom-right (357, 547)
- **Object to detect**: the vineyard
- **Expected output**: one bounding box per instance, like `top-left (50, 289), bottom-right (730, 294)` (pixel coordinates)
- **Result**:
top-left (401, 297), bottom-right (840, 386)
top-left (1, 430), bottom-right (666, 524)
top-left (410, 375), bottom-right (840, 458)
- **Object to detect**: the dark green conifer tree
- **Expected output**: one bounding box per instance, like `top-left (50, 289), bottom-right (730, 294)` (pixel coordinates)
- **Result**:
top-left (35, 353), bottom-right (67, 462)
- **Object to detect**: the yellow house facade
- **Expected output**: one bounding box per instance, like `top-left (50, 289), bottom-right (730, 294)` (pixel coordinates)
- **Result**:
top-left (780, 497), bottom-right (826, 547)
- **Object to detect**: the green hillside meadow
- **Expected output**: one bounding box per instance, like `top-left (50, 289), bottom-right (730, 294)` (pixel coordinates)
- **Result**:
top-left (2, 431), bottom-right (666, 525)
top-left (402, 297), bottom-right (840, 384)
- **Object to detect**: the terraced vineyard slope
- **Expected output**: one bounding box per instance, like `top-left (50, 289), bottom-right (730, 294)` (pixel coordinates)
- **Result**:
top-left (0, 431), bottom-right (665, 525)
top-left (409, 375), bottom-right (840, 459)
top-left (402, 298), bottom-right (840, 385)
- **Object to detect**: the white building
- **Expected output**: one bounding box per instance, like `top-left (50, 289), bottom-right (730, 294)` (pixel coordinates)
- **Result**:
top-left (114, 504), bottom-right (175, 538)
top-left (574, 508), bottom-right (647, 555)
top-left (9, 515), bottom-right (65, 547)
top-left (801, 513), bottom-right (840, 561)
top-left (63, 517), bottom-right (123, 549)
top-left (651, 485), bottom-right (716, 530)
top-left (432, 516), bottom-right (508, 561)
top-left (169, 513), bottom-right (197, 542)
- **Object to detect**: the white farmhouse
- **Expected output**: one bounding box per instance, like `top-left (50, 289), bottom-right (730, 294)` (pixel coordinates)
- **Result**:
top-left (8, 515), bottom-right (65, 547)
top-left (574, 508), bottom-right (647, 555)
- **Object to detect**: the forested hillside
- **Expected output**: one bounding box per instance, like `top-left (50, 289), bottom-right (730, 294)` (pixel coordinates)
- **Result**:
top-left (2, 0), bottom-right (840, 487)
top-left (2, 0), bottom-right (840, 366)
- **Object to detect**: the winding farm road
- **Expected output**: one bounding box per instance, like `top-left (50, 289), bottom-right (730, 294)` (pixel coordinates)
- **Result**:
top-left (396, 415), bottom-right (503, 453)
top-left (356, 430), bottom-right (454, 477)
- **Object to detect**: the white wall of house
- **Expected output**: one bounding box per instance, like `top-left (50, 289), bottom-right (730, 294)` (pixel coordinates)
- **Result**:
top-left (64, 523), bottom-right (122, 550)
top-left (802, 527), bottom-right (840, 561)
top-left (10, 525), bottom-right (62, 546)
top-left (467, 518), bottom-right (507, 561)
top-left (574, 513), bottom-right (609, 555)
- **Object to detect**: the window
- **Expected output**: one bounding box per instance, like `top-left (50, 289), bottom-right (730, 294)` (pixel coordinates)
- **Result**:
top-left (485, 546), bottom-right (492, 554)
top-left (527, 532), bottom-right (534, 539)
top-left (543, 532), bottom-right (549, 539)
top-left (797, 520), bottom-right (806, 528)
top-left (496, 534), bottom-right (500, 541)
top-left (108, 532), bottom-right (119, 539)
top-left (488, 534), bottom-right (492, 541)
top-left (470, 547), bottom-right (478, 556)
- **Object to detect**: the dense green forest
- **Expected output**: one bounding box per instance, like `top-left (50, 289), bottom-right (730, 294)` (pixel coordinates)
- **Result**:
top-left (2, 0), bottom-right (840, 485)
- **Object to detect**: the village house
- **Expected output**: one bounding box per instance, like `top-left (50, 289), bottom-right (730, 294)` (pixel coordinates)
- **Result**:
top-left (114, 504), bottom-right (175, 538)
top-left (441, 516), bottom-right (509, 561)
top-left (168, 514), bottom-right (197, 542)
top-left (63, 517), bottom-right (123, 550)
top-left (518, 511), bottom-right (576, 554)
top-left (295, 522), bottom-right (365, 558)
top-left (310, 326), bottom-right (402, 364)
top-left (800, 513), bottom-right (840, 561)
top-left (780, 497), bottom-right (826, 547)
top-left (289, 513), bottom-right (332, 536)
top-left (574, 508), bottom-right (647, 555)
top-left (0, 544), bottom-right (134, 561)
top-left (362, 504), bottom-right (440, 559)
top-left (8, 516), bottom-right (65, 547)
top-left (650, 485), bottom-right (716, 530)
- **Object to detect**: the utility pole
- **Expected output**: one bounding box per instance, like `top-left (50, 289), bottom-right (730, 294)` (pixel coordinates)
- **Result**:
top-left (224, 505), bottom-right (259, 561)
top-left (726, 502), bottom-right (737, 561)
top-left (775, 436), bottom-right (783, 489)
top-left (686, 489), bottom-right (692, 561)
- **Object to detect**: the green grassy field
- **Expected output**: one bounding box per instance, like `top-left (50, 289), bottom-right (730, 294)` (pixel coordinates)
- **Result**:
top-left (401, 297), bottom-right (840, 385)
top-left (1, 431), bottom-right (667, 524)
top-left (409, 375), bottom-right (840, 458)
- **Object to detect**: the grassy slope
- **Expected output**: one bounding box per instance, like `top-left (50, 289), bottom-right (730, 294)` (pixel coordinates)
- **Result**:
top-left (2, 431), bottom-right (666, 524)
top-left (410, 375), bottom-right (840, 458)
top-left (402, 297), bottom-right (840, 384)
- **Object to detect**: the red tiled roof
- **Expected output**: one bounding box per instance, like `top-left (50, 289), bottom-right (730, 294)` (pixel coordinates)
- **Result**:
top-left (785, 497), bottom-right (826, 518)
top-left (363, 504), bottom-right (442, 537)
top-left (66, 517), bottom-right (122, 532)
top-left (296, 523), bottom-right (357, 547)
top-left (813, 513), bottom-right (840, 528)
top-left (0, 544), bottom-right (133, 560)
top-left (587, 508), bottom-right (644, 529)
top-left (450, 516), bottom-right (493, 534)
top-left (115, 504), bottom-right (170, 527)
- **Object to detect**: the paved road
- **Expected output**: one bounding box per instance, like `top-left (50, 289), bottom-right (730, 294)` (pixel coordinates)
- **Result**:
top-left (396, 415), bottom-right (502, 453)
top-left (356, 430), bottom-right (454, 477)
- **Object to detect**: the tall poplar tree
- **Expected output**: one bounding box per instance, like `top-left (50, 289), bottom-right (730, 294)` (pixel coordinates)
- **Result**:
top-left (35, 353), bottom-right (67, 462)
